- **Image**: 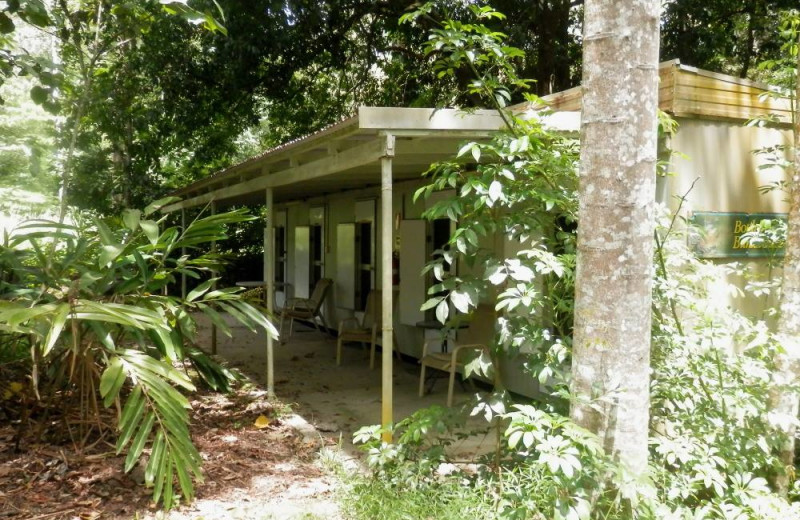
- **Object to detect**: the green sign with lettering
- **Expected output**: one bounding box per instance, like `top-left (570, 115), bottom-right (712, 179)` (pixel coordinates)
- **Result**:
top-left (690, 212), bottom-right (786, 259)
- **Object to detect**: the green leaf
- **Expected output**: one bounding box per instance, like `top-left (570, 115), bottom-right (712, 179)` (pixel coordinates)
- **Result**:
top-left (204, 286), bottom-right (242, 299)
top-left (122, 349), bottom-right (195, 392)
top-left (186, 278), bottom-right (216, 302)
top-left (144, 197), bottom-right (180, 216)
top-left (125, 411), bottom-right (155, 472)
top-left (488, 180), bottom-right (503, 203)
top-left (73, 301), bottom-right (157, 329)
top-left (450, 291), bottom-right (471, 314)
top-left (457, 142), bottom-right (476, 158)
top-left (227, 300), bottom-right (277, 338)
top-left (117, 387), bottom-right (145, 453)
top-left (197, 303), bottom-right (232, 337)
top-left (132, 249), bottom-right (150, 283)
top-left (99, 244), bottom-right (123, 266)
top-left (150, 328), bottom-right (178, 361)
top-left (19, 0), bottom-right (51, 26)
top-left (29, 85), bottom-right (48, 104)
top-left (420, 297), bottom-right (444, 312)
top-left (140, 220), bottom-right (160, 245)
top-left (41, 303), bottom-right (70, 356)
top-left (471, 145), bottom-right (481, 163)
top-left (217, 301), bottom-right (255, 332)
top-left (94, 219), bottom-right (116, 246)
top-left (188, 347), bottom-right (236, 391)
top-left (435, 300), bottom-right (449, 324)
top-left (99, 357), bottom-right (126, 407)
top-left (464, 228), bottom-right (479, 247)
top-left (88, 321), bottom-right (116, 351)
top-left (145, 431), bottom-right (165, 485)
top-left (172, 445), bottom-right (196, 501)
top-left (202, 10), bottom-right (227, 36)
top-left (122, 209), bottom-right (142, 231)
top-left (152, 440), bottom-right (170, 504)
top-left (0, 303), bottom-right (56, 328)
top-left (163, 463), bottom-right (175, 509)
top-left (0, 13), bottom-right (15, 34)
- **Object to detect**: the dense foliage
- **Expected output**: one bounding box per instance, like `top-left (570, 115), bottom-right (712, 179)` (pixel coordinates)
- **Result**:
top-left (0, 200), bottom-right (276, 507)
top-left (3, 0), bottom-right (799, 220)
top-left (661, 0), bottom-right (798, 79)
top-left (1, 0), bottom-right (799, 516)
top-left (347, 5), bottom-right (800, 519)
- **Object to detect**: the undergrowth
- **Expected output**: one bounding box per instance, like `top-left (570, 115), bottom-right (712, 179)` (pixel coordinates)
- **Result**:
top-left (342, 476), bottom-right (493, 520)
top-left (341, 4), bottom-right (800, 519)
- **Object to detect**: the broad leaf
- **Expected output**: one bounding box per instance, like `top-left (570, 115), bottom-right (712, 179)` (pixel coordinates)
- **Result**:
top-left (122, 209), bottom-right (142, 231)
top-left (41, 304), bottom-right (70, 356)
top-left (140, 220), bottom-right (160, 245)
top-left (99, 245), bottom-right (123, 266)
top-left (435, 300), bottom-right (449, 324)
top-left (186, 278), bottom-right (216, 303)
top-left (99, 357), bottom-right (126, 407)
top-left (144, 196), bottom-right (181, 216)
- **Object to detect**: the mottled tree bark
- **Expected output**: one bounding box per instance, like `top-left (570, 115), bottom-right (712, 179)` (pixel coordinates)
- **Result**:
top-left (570, 0), bottom-right (660, 473)
top-left (770, 30), bottom-right (800, 496)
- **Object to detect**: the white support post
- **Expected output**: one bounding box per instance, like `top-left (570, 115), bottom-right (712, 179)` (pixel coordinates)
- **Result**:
top-left (180, 209), bottom-right (187, 299)
top-left (210, 201), bottom-right (218, 355)
top-left (380, 134), bottom-right (395, 442)
top-left (264, 187), bottom-right (275, 396)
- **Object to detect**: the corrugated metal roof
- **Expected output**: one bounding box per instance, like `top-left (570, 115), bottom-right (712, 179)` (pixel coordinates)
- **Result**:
top-left (173, 113), bottom-right (360, 196)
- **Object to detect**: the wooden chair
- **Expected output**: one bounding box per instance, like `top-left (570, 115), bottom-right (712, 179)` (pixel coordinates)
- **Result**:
top-left (418, 304), bottom-right (495, 407)
top-left (278, 278), bottom-right (332, 342)
top-left (337, 290), bottom-right (400, 368)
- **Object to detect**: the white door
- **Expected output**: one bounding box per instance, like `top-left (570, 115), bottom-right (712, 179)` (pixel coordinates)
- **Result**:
top-left (399, 219), bottom-right (426, 325)
top-left (336, 223), bottom-right (356, 310)
top-left (294, 226), bottom-right (310, 299)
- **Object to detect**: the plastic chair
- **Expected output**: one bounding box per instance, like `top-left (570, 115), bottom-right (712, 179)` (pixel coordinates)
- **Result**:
top-left (278, 278), bottom-right (332, 342)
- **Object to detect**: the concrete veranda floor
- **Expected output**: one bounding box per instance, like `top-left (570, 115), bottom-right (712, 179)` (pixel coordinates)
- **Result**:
top-left (194, 314), bottom-right (495, 458)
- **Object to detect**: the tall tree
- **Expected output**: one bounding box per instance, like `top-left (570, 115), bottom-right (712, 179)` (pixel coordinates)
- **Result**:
top-left (493, 0), bottom-right (580, 95)
top-left (660, 0), bottom-right (796, 78)
top-left (59, 0), bottom-right (424, 214)
top-left (570, 0), bottom-right (660, 473)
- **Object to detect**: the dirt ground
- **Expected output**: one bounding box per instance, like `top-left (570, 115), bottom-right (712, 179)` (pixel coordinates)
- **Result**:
top-left (197, 315), bottom-right (495, 459)
top-left (0, 384), bottom-right (344, 520)
top-left (0, 315), bottom-right (491, 520)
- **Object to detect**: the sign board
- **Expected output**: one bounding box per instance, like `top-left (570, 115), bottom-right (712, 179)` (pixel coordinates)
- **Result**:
top-left (689, 212), bottom-right (786, 259)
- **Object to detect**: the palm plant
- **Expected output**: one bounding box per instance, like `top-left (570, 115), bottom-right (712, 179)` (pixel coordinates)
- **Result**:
top-left (0, 197), bottom-right (276, 508)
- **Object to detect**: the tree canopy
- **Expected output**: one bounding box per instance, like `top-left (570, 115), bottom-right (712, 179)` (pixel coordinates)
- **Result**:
top-left (2, 0), bottom-right (797, 215)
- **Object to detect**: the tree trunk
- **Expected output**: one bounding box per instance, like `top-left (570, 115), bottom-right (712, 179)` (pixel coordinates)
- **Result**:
top-left (570, 0), bottom-right (660, 474)
top-left (770, 29), bottom-right (800, 496)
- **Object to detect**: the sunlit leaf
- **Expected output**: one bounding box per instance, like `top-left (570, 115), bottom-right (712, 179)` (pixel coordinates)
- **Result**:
top-left (254, 415), bottom-right (271, 429)
top-left (122, 209), bottom-right (142, 231)
top-left (140, 220), bottom-right (160, 245)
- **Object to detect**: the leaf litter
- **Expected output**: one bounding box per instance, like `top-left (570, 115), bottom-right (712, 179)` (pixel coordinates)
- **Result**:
top-left (1, 379), bottom-right (342, 519)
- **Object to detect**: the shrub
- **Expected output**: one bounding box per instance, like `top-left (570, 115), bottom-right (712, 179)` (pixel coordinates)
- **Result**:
top-left (0, 198), bottom-right (276, 508)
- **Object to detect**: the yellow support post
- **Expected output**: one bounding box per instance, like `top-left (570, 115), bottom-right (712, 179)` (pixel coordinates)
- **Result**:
top-left (380, 134), bottom-right (395, 442)
top-left (210, 201), bottom-right (217, 355)
top-left (264, 187), bottom-right (275, 396)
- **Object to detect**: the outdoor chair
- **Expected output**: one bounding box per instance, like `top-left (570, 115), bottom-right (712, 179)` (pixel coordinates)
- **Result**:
top-left (418, 304), bottom-right (495, 407)
top-left (336, 290), bottom-right (400, 368)
top-left (278, 278), bottom-right (332, 342)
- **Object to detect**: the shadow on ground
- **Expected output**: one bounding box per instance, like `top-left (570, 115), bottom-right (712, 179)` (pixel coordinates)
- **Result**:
top-left (195, 314), bottom-right (495, 459)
